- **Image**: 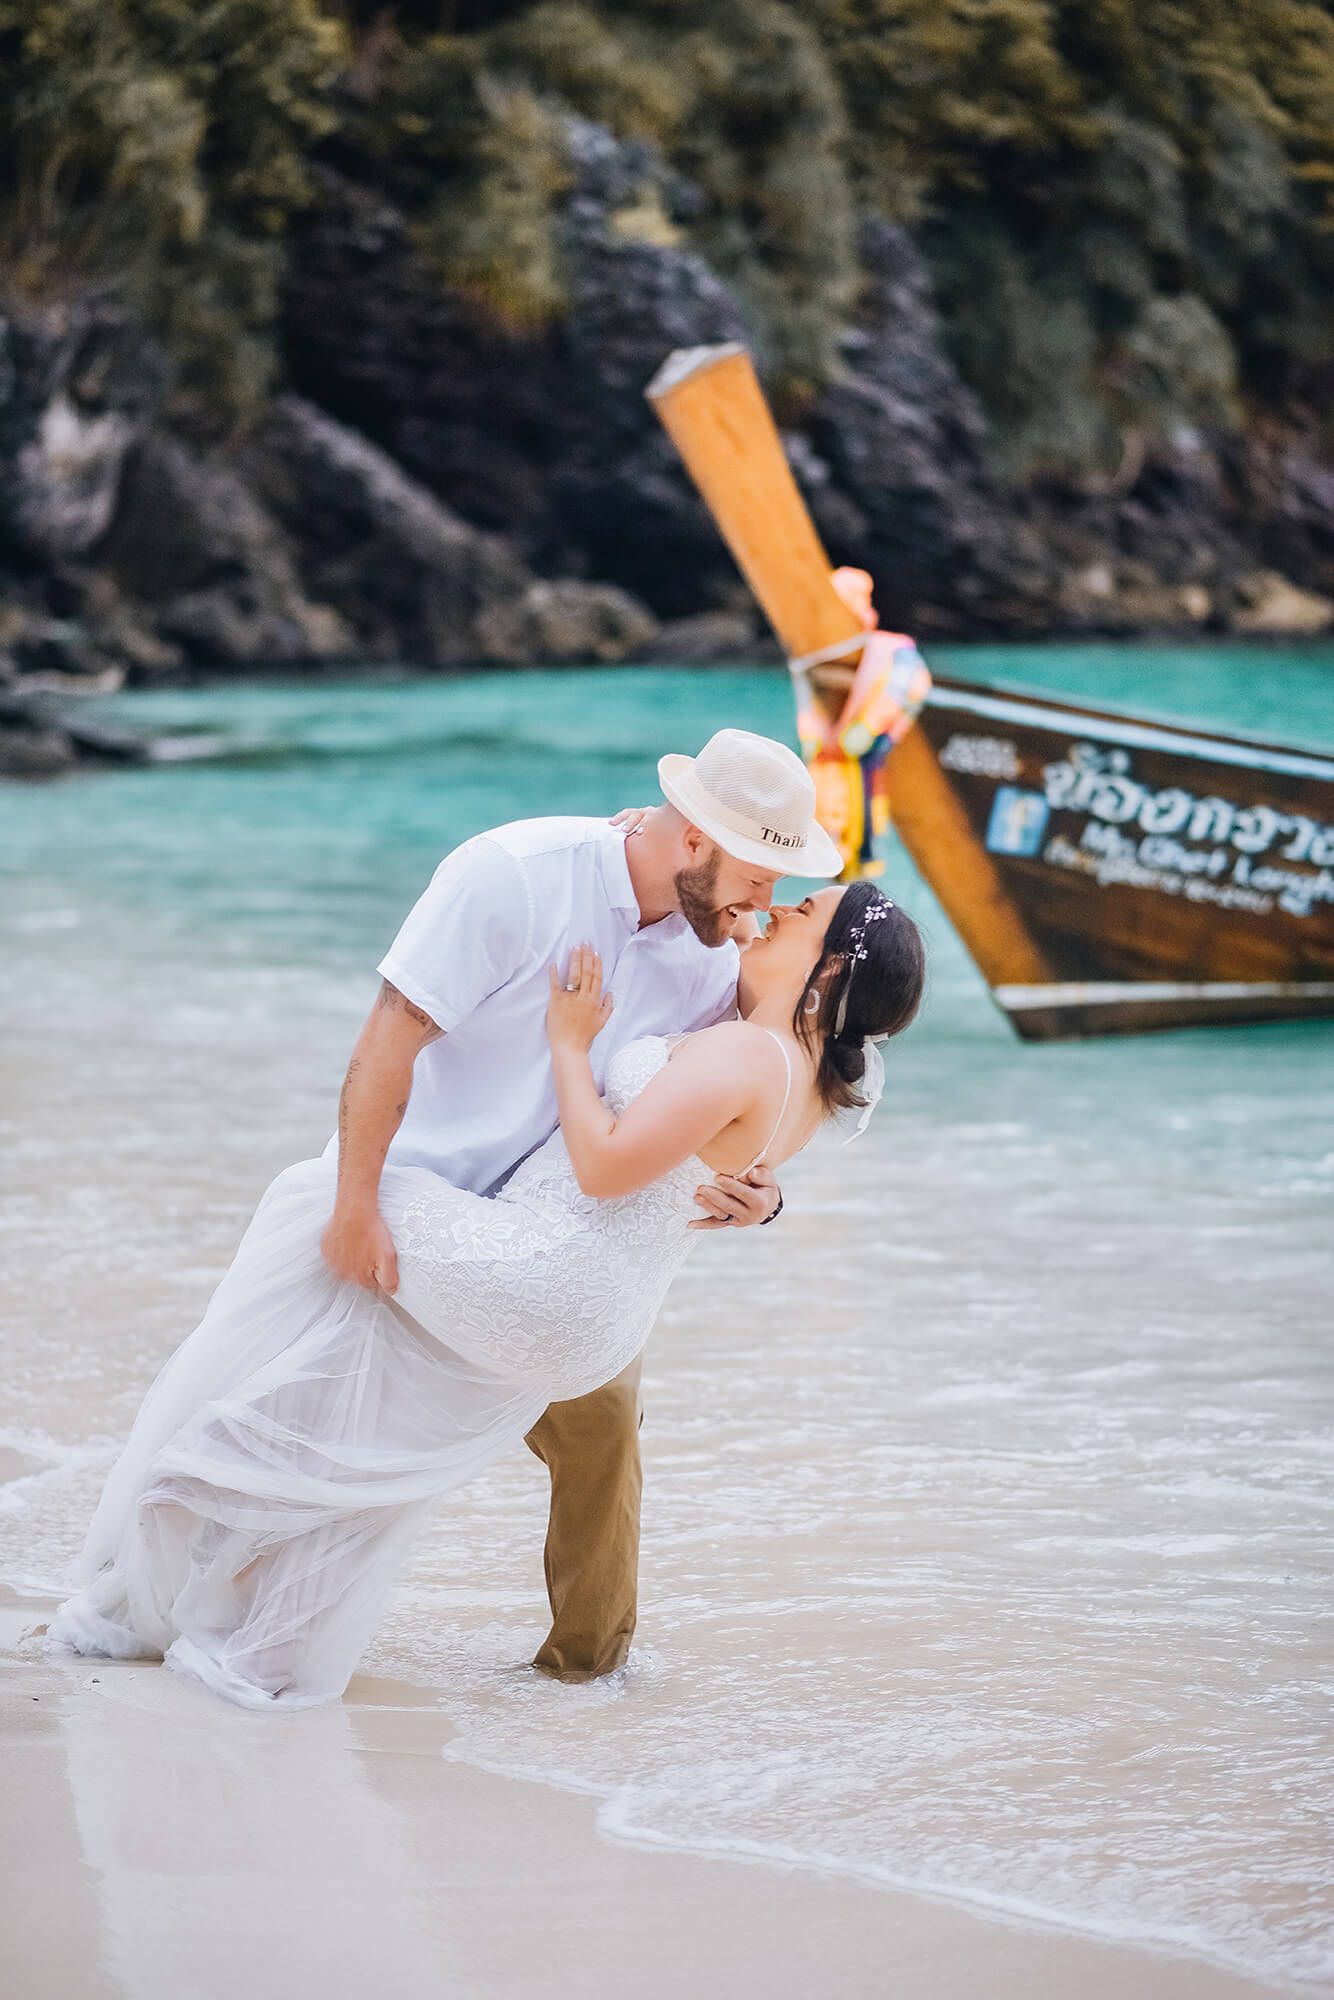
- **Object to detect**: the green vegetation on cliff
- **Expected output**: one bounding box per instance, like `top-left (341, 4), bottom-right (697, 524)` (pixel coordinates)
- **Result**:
top-left (3, 0), bottom-right (1333, 465)
top-left (0, 0), bottom-right (346, 426)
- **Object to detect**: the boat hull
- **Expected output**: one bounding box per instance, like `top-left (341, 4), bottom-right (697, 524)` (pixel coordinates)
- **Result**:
top-left (903, 678), bottom-right (1334, 1040)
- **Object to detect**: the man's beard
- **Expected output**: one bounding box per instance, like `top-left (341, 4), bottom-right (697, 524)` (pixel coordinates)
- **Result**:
top-left (675, 846), bottom-right (735, 947)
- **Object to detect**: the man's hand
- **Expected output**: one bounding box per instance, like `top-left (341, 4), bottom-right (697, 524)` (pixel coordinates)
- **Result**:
top-left (322, 980), bottom-right (442, 1294)
top-left (690, 1163), bottom-right (781, 1231)
top-left (321, 1205), bottom-right (400, 1293)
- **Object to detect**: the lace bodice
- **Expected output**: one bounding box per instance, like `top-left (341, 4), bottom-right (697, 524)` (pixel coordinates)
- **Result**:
top-left (502, 1035), bottom-right (705, 1224)
top-left (389, 1036), bottom-right (704, 1398)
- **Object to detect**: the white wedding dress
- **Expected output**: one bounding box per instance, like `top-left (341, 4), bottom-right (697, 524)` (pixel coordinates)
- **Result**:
top-left (50, 1034), bottom-right (790, 1709)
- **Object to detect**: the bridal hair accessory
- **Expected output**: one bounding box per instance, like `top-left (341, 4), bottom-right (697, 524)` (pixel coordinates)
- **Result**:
top-left (658, 729), bottom-right (843, 877)
top-left (832, 897), bottom-right (894, 1039)
top-left (840, 1036), bottom-right (886, 1142)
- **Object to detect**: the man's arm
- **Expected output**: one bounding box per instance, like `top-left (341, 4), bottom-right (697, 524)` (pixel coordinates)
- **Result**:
top-left (320, 982), bottom-right (443, 1292)
top-left (326, 832), bottom-right (530, 1288)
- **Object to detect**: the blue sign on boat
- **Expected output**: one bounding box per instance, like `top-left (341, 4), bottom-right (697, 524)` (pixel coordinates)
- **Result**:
top-left (985, 787), bottom-right (1050, 856)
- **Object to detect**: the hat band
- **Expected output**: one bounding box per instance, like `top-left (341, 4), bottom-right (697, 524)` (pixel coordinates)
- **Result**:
top-left (676, 770), bottom-right (813, 853)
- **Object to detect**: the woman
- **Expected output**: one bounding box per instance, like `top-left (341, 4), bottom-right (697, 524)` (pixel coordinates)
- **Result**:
top-left (51, 882), bottom-right (923, 1708)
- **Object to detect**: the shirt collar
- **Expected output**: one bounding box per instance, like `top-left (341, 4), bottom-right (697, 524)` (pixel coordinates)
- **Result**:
top-left (600, 828), bottom-right (643, 922)
top-left (600, 827), bottom-right (688, 936)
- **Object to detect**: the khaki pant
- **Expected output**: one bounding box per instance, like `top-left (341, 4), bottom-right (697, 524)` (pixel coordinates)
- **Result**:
top-left (523, 1354), bottom-right (643, 1681)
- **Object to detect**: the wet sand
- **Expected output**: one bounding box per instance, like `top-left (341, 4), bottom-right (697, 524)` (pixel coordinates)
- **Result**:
top-left (1, 1588), bottom-right (1305, 2000)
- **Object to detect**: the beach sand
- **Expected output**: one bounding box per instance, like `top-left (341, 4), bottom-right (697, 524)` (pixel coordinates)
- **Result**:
top-left (2, 1588), bottom-right (1304, 2000)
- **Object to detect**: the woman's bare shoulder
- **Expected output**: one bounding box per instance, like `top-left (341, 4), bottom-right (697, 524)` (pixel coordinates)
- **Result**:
top-left (670, 1019), bottom-right (788, 1073)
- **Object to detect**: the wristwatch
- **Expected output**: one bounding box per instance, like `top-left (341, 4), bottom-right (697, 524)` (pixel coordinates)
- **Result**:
top-left (758, 1192), bottom-right (784, 1226)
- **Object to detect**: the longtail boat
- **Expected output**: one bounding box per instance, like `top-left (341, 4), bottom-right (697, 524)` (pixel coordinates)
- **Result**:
top-left (646, 343), bottom-right (1334, 1041)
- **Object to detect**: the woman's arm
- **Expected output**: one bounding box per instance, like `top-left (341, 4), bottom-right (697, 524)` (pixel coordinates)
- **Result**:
top-left (545, 947), bottom-right (774, 1198)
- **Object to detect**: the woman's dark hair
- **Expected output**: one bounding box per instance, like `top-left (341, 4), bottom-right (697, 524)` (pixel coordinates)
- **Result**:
top-left (793, 882), bottom-right (925, 1115)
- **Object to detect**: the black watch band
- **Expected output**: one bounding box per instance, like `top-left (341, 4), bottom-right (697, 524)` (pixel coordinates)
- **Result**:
top-left (758, 1192), bottom-right (784, 1226)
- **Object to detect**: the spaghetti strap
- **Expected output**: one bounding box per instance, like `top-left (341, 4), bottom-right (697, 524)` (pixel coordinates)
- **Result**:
top-left (744, 1028), bottom-right (793, 1171)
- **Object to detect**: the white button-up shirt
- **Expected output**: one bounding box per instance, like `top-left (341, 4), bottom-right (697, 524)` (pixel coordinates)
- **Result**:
top-left (367, 817), bottom-right (740, 1195)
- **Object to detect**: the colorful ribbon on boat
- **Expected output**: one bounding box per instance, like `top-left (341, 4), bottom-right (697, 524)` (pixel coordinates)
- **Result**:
top-left (789, 569), bottom-right (931, 880)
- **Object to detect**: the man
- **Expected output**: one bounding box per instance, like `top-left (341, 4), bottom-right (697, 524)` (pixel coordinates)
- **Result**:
top-left (320, 728), bottom-right (841, 1679)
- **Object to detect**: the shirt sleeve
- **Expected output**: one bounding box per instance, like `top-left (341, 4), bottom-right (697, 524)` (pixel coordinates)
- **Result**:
top-left (376, 836), bottom-right (532, 1032)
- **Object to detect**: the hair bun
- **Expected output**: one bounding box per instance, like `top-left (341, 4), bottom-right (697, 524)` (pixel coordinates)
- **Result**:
top-left (827, 1037), bottom-right (866, 1086)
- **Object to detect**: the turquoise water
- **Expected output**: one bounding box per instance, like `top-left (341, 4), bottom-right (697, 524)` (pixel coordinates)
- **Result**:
top-left (3, 651), bottom-right (1333, 1988)
top-left (9, 643), bottom-right (1331, 987)
top-left (932, 639), bottom-right (1334, 749)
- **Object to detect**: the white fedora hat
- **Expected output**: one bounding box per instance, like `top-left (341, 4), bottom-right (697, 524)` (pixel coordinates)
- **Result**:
top-left (658, 728), bottom-right (843, 877)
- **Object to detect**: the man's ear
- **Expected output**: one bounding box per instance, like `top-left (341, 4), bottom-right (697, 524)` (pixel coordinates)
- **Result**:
top-left (680, 820), bottom-right (708, 863)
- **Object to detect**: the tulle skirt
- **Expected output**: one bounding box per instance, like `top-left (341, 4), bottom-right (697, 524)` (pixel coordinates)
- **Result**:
top-left (49, 1159), bottom-right (554, 1709)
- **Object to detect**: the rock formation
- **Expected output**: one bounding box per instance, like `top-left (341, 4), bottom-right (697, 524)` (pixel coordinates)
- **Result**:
top-left (2, 114), bottom-right (1331, 771)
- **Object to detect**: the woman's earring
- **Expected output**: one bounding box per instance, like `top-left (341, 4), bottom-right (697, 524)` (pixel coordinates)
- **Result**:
top-left (803, 990), bottom-right (821, 1016)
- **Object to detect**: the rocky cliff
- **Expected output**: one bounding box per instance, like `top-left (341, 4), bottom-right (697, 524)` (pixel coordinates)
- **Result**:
top-left (2, 116), bottom-right (1331, 769)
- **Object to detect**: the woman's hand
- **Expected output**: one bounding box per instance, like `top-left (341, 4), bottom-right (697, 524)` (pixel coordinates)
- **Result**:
top-left (546, 944), bottom-right (614, 1052)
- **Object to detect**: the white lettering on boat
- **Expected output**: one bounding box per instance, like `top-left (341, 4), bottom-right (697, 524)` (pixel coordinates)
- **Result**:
top-left (939, 734), bottom-right (1021, 780)
top-left (1041, 744), bottom-right (1334, 862)
top-left (1041, 822), bottom-right (1334, 917)
top-left (1043, 831), bottom-right (1281, 911)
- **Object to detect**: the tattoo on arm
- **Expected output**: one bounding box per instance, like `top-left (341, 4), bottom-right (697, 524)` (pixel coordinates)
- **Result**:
top-left (338, 1056), bottom-right (362, 1155)
top-left (377, 982), bottom-right (431, 1025)
top-left (376, 981), bottom-right (441, 1042)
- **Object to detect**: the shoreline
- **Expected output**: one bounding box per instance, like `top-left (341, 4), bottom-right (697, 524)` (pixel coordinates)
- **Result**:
top-left (11, 628), bottom-right (1334, 694)
top-left (5, 638), bottom-right (1333, 786)
top-left (2, 1586), bottom-right (1315, 2000)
